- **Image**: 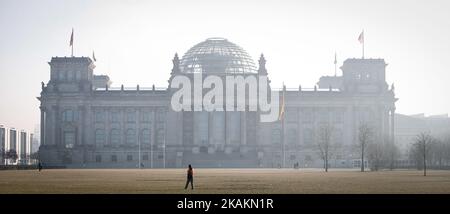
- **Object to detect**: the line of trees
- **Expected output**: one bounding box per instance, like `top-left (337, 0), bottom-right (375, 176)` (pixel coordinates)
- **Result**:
top-left (315, 122), bottom-right (400, 172)
top-left (0, 148), bottom-right (18, 165)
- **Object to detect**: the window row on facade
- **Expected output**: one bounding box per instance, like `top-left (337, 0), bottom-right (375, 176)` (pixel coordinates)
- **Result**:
top-left (93, 128), bottom-right (165, 145)
top-left (60, 108), bottom-right (166, 123)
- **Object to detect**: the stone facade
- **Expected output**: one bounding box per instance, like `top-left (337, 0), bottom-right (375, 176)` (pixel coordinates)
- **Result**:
top-left (38, 38), bottom-right (397, 168)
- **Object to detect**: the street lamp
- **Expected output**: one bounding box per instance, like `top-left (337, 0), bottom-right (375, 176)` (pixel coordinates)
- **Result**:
top-left (150, 131), bottom-right (153, 169)
top-left (138, 130), bottom-right (141, 169)
top-left (163, 134), bottom-right (166, 169)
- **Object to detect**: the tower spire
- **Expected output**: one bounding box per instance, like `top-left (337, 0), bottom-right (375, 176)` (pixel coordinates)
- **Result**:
top-left (171, 53), bottom-right (180, 75)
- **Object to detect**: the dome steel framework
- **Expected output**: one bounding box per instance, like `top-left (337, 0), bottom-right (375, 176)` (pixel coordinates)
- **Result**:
top-left (180, 38), bottom-right (257, 74)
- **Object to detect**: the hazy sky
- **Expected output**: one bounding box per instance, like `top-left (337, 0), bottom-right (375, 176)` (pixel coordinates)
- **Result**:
top-left (1, 0), bottom-right (450, 131)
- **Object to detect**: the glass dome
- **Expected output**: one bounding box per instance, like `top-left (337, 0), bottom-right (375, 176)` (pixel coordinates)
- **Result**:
top-left (180, 38), bottom-right (257, 74)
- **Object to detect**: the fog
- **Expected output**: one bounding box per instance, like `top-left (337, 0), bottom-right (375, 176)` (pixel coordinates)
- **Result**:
top-left (1, 0), bottom-right (450, 132)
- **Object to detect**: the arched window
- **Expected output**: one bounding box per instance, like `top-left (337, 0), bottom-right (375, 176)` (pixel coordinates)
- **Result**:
top-left (141, 129), bottom-right (151, 144)
top-left (110, 129), bottom-right (120, 145)
top-left (95, 129), bottom-right (105, 145)
top-left (126, 129), bottom-right (136, 144)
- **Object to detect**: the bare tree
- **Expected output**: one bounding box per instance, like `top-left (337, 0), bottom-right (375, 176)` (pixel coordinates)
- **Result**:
top-left (358, 122), bottom-right (373, 172)
top-left (414, 132), bottom-right (433, 176)
top-left (382, 136), bottom-right (399, 170)
top-left (5, 149), bottom-right (18, 165)
top-left (316, 123), bottom-right (334, 172)
top-left (0, 148), bottom-right (5, 165)
top-left (367, 140), bottom-right (383, 171)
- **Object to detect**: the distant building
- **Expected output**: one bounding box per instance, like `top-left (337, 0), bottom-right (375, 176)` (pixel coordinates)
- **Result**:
top-left (0, 124), bottom-right (33, 165)
top-left (38, 38), bottom-right (397, 168)
top-left (395, 113), bottom-right (450, 154)
top-left (32, 124), bottom-right (40, 154)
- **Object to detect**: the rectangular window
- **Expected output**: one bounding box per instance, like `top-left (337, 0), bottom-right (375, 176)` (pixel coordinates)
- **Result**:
top-left (110, 111), bottom-right (120, 123)
top-left (142, 111), bottom-right (151, 123)
top-left (64, 132), bottom-right (75, 149)
top-left (127, 155), bottom-right (133, 161)
top-left (142, 155), bottom-right (149, 160)
top-left (95, 111), bottom-right (105, 123)
top-left (111, 155), bottom-right (117, 162)
top-left (95, 155), bottom-right (102, 163)
top-left (127, 111), bottom-right (136, 123)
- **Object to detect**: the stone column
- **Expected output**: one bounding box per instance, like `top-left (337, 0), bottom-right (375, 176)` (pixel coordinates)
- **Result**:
top-left (151, 108), bottom-right (156, 168)
top-left (178, 111), bottom-right (183, 146)
top-left (40, 106), bottom-right (46, 146)
top-left (208, 112), bottom-right (213, 145)
top-left (225, 111), bottom-right (230, 145)
top-left (136, 108), bottom-right (140, 160)
top-left (390, 108), bottom-right (395, 144)
top-left (380, 106), bottom-right (385, 143)
top-left (105, 108), bottom-right (110, 145)
top-left (346, 105), bottom-right (354, 146)
top-left (121, 108), bottom-right (125, 145)
top-left (77, 106), bottom-right (84, 146)
top-left (240, 110), bottom-right (247, 145)
top-left (52, 106), bottom-right (59, 146)
top-left (297, 107), bottom-right (302, 147)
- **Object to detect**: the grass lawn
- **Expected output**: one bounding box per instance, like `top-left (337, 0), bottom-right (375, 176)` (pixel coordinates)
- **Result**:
top-left (1, 169), bottom-right (449, 194)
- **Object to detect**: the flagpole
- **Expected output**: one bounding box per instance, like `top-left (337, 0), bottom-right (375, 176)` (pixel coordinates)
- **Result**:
top-left (282, 85), bottom-right (286, 168)
top-left (362, 40), bottom-right (364, 59)
top-left (334, 52), bottom-right (337, 76)
top-left (362, 30), bottom-right (365, 59)
top-left (138, 130), bottom-right (141, 169)
top-left (70, 28), bottom-right (74, 57)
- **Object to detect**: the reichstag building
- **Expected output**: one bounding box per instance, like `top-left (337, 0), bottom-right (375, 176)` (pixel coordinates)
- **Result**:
top-left (38, 38), bottom-right (397, 168)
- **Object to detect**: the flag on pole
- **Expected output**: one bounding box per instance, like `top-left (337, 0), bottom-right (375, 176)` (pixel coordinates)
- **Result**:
top-left (334, 52), bottom-right (337, 64)
top-left (92, 51), bottom-right (96, 62)
top-left (334, 52), bottom-right (337, 76)
top-left (278, 84), bottom-right (285, 121)
top-left (358, 30), bottom-right (364, 44)
top-left (70, 28), bottom-right (74, 46)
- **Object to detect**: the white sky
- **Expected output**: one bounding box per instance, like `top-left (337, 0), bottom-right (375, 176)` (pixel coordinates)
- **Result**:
top-left (1, 0), bottom-right (450, 131)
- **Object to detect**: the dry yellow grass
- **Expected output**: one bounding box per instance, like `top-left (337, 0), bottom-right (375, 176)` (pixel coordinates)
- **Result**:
top-left (0, 169), bottom-right (450, 194)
